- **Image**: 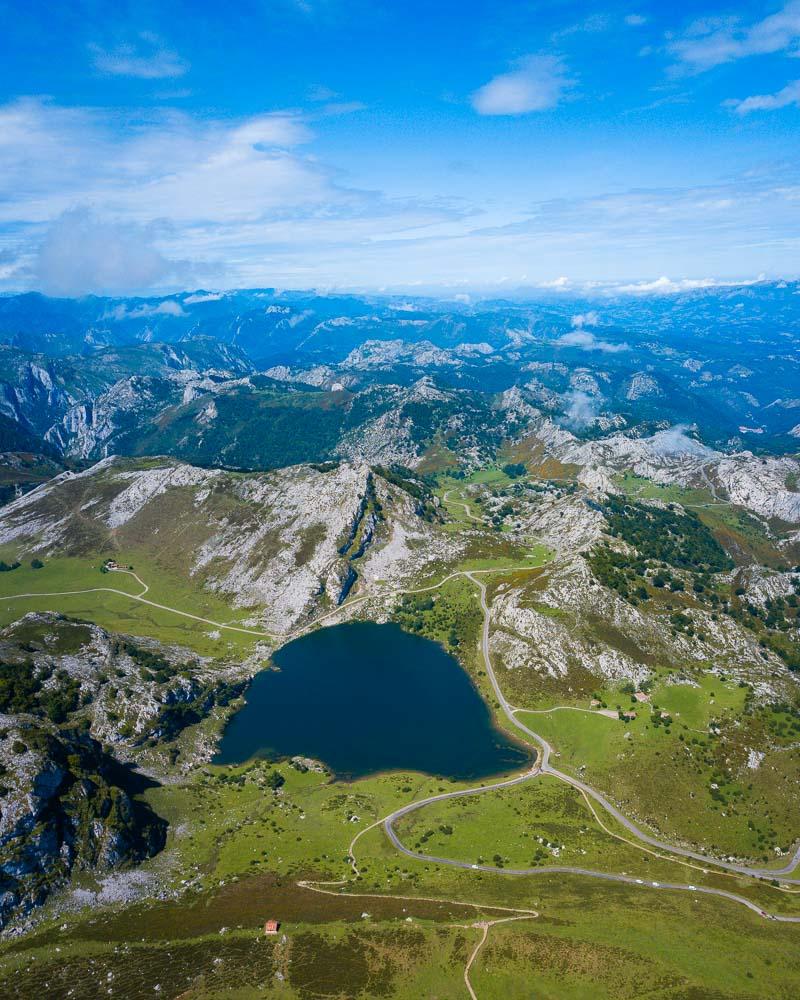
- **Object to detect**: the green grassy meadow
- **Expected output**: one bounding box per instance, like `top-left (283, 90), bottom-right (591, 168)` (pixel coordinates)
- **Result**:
top-left (3, 755), bottom-right (799, 998)
top-left (0, 551), bottom-right (265, 656)
top-left (514, 675), bottom-right (800, 861)
top-left (1, 465), bottom-right (799, 997)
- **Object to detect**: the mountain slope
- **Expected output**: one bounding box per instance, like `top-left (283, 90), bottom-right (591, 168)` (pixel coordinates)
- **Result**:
top-left (0, 456), bottom-right (456, 631)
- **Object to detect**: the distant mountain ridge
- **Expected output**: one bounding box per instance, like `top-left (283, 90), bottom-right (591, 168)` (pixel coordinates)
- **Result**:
top-left (0, 284), bottom-right (797, 506)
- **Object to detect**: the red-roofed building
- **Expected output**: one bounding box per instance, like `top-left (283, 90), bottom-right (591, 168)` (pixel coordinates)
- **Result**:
top-left (264, 919), bottom-right (280, 935)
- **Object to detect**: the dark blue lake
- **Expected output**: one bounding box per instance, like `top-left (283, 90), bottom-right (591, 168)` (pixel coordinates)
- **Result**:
top-left (214, 621), bottom-right (530, 780)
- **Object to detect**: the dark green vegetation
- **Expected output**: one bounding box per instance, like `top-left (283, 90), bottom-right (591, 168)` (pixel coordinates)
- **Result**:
top-left (214, 622), bottom-right (529, 779)
top-left (112, 639), bottom-right (244, 742)
top-left (127, 378), bottom-right (516, 473)
top-left (0, 284), bottom-right (797, 995)
top-left (393, 577), bottom-right (482, 651)
top-left (1, 285), bottom-right (799, 506)
top-left (0, 614), bottom-right (251, 929)
top-left (589, 495), bottom-right (733, 604)
top-left (0, 723), bottom-right (166, 928)
top-left (3, 759), bottom-right (800, 999)
top-left (600, 495), bottom-right (732, 572)
top-left (0, 657), bottom-right (82, 723)
top-left (588, 494), bottom-right (800, 675)
top-left (133, 380), bottom-right (353, 469)
top-left (728, 578), bottom-right (800, 672)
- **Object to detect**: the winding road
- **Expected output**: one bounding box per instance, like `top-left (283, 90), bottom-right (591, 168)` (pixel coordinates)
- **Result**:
top-left (376, 570), bottom-right (800, 922)
top-left (466, 571), bottom-right (800, 883)
top-left (6, 561), bottom-right (800, 914)
top-left (442, 488), bottom-right (485, 524)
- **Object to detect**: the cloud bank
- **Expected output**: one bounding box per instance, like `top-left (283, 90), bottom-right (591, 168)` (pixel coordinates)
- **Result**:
top-left (670, 2), bottom-right (800, 73)
top-left (557, 328), bottom-right (628, 353)
top-left (562, 390), bottom-right (599, 429)
top-left (34, 208), bottom-right (179, 297)
top-left (726, 79), bottom-right (800, 114)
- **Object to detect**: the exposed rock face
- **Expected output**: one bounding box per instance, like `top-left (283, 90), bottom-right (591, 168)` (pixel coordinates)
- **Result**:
top-left (0, 456), bottom-right (458, 632)
top-left (45, 376), bottom-right (162, 457)
top-left (0, 341), bottom-right (253, 460)
top-left (713, 455), bottom-right (800, 523)
top-left (527, 422), bottom-right (800, 525)
top-left (0, 611), bottom-right (251, 929)
top-left (336, 404), bottom-right (418, 468)
top-left (104, 464), bottom-right (223, 529)
top-left (625, 372), bottom-right (662, 400)
top-left (263, 364), bottom-right (358, 390)
top-left (0, 722), bottom-right (166, 929)
top-left (518, 489), bottom-right (606, 556)
top-left (343, 339), bottom-right (462, 369)
top-left (740, 566), bottom-right (800, 607)
top-left (470, 479), bottom-right (797, 698)
top-left (0, 613), bottom-right (246, 751)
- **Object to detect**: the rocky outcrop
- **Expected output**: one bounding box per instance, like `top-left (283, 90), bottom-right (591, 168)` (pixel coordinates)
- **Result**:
top-left (0, 722), bottom-right (166, 929)
top-left (0, 457), bottom-right (458, 632)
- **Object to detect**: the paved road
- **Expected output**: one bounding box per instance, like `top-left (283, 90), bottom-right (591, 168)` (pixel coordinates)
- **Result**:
top-left (384, 811), bottom-right (800, 921)
top-left (9, 561), bottom-right (800, 891)
top-left (380, 571), bottom-right (800, 918)
top-left (442, 488), bottom-right (484, 524)
top-left (465, 571), bottom-right (800, 883)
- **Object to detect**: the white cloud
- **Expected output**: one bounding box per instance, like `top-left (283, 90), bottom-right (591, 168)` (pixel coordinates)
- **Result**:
top-left (0, 98), bottom-right (319, 227)
top-left (107, 300), bottom-right (186, 319)
top-left (0, 95), bottom-right (796, 294)
top-left (90, 32), bottom-right (188, 79)
top-left (625, 14), bottom-right (648, 27)
top-left (670, 2), bottom-right (800, 72)
top-left (557, 329), bottom-right (628, 352)
top-left (34, 208), bottom-right (180, 296)
top-left (726, 79), bottom-right (800, 114)
top-left (471, 55), bottom-right (572, 115)
top-left (184, 291), bottom-right (226, 304)
top-left (613, 275), bottom-right (729, 294)
top-left (562, 390), bottom-right (599, 429)
top-left (571, 311), bottom-right (599, 328)
top-left (649, 425), bottom-right (713, 457)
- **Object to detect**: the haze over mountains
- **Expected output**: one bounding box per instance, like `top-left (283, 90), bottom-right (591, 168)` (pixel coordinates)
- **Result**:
top-left (1, 282), bottom-right (799, 478)
top-left (3, 0), bottom-right (800, 991)
top-left (0, 278), bottom-right (799, 993)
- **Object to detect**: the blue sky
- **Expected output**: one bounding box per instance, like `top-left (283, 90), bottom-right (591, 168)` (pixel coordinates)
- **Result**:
top-left (1, 0), bottom-right (799, 295)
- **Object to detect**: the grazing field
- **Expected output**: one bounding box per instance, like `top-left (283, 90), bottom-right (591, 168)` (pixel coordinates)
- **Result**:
top-left (3, 755), bottom-right (800, 999)
top-left (0, 461), bottom-right (798, 997)
top-left (515, 676), bottom-right (800, 861)
top-left (0, 552), bottom-right (265, 656)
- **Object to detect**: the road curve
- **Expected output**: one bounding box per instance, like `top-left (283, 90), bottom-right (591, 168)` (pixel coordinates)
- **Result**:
top-left (7, 562), bottom-right (800, 885)
top-left (383, 818), bottom-right (800, 921)
top-left (465, 571), bottom-right (800, 883)
top-left (442, 489), bottom-right (485, 524)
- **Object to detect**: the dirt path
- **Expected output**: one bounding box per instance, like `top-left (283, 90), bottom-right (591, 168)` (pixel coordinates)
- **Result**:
top-left (6, 562), bottom-right (800, 893)
top-left (466, 570), bottom-right (800, 884)
top-left (516, 705), bottom-right (619, 719)
top-left (463, 915), bottom-right (538, 1000)
top-left (442, 488), bottom-right (485, 524)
